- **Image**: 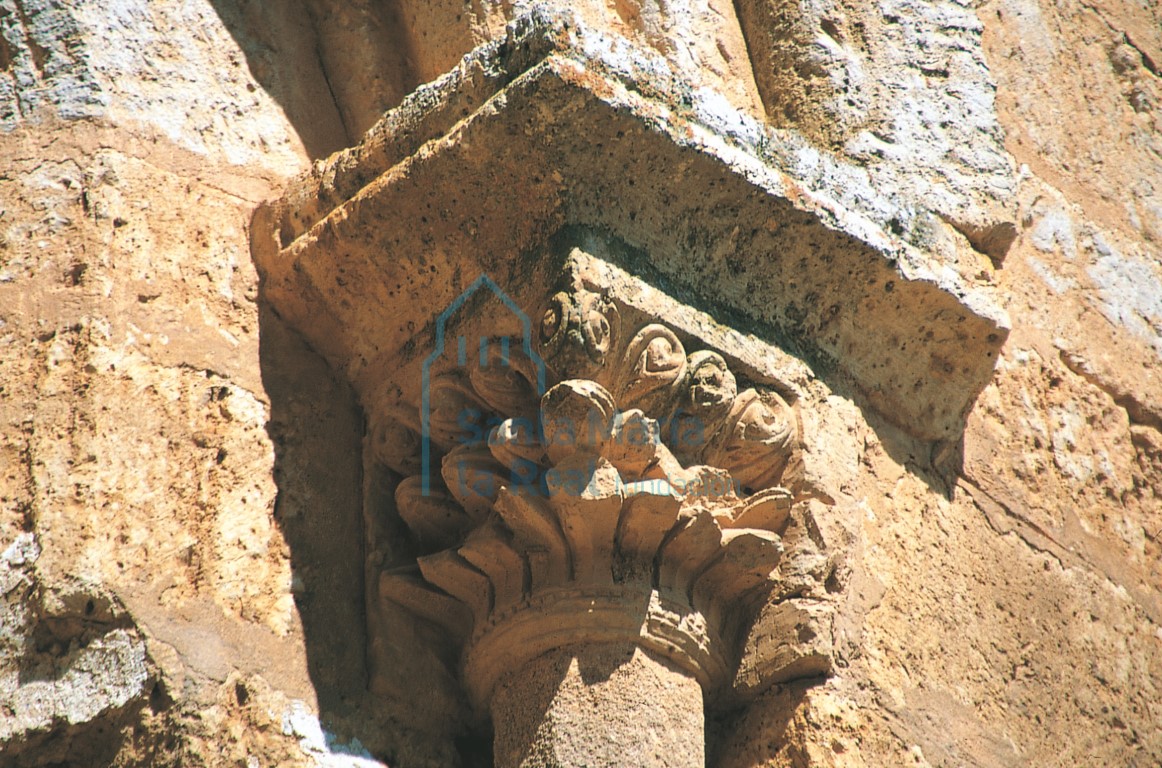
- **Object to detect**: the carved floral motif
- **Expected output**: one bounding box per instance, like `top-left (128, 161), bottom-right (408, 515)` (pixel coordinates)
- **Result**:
top-left (376, 279), bottom-right (832, 709)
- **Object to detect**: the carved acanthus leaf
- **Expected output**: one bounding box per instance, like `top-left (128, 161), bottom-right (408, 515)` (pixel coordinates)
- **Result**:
top-left (428, 374), bottom-right (490, 450)
top-left (377, 280), bottom-right (828, 709)
top-left (468, 344), bottom-right (541, 419)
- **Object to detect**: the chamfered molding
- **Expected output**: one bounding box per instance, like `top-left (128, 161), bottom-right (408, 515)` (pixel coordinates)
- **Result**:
top-left (251, 10), bottom-right (1009, 446)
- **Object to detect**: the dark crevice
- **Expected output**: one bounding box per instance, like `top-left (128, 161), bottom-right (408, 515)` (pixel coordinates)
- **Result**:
top-left (1059, 348), bottom-right (1162, 432)
top-left (1123, 31), bottom-right (1159, 78)
top-left (311, 37), bottom-right (352, 146)
top-left (12, 0), bottom-right (47, 78)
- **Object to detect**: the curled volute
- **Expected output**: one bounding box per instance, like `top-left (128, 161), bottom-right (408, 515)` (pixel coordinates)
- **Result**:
top-left (614, 324), bottom-right (688, 419)
top-left (705, 388), bottom-right (799, 493)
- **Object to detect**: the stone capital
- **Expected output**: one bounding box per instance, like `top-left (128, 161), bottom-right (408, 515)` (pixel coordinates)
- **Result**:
top-left (249, 10), bottom-right (1011, 765)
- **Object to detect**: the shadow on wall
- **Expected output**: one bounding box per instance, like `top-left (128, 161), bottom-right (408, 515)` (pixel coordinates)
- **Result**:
top-left (258, 304), bottom-right (488, 766)
top-left (255, 294), bottom-right (829, 768)
top-left (215, 1), bottom-right (489, 762)
top-left (255, 307), bottom-right (365, 741)
top-left (205, 0), bottom-right (421, 160)
top-left (234, 3), bottom-right (980, 764)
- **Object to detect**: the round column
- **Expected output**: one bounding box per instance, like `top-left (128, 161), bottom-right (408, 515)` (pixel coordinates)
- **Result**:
top-left (490, 642), bottom-right (705, 768)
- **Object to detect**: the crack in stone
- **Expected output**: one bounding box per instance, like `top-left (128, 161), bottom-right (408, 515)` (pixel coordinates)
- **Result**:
top-left (1058, 347), bottom-right (1162, 432)
top-left (1074, 0), bottom-right (1161, 80)
top-left (960, 476), bottom-right (1162, 626)
top-left (1122, 31), bottom-right (1159, 78)
top-left (958, 477), bottom-right (1072, 570)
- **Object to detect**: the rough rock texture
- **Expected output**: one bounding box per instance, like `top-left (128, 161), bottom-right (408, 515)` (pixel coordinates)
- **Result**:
top-left (490, 644), bottom-right (705, 768)
top-left (735, 0), bottom-right (1019, 257)
top-left (1, 0), bottom-right (1160, 767)
top-left (1, 534), bottom-right (153, 766)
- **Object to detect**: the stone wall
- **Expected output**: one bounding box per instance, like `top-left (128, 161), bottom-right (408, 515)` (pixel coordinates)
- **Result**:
top-left (0, 0), bottom-right (1158, 766)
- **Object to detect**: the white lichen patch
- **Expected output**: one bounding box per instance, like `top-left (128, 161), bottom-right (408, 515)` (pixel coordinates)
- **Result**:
top-left (1084, 232), bottom-right (1162, 356)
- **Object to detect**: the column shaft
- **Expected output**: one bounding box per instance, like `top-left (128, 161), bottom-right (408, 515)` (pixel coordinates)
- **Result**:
top-left (490, 643), bottom-right (705, 768)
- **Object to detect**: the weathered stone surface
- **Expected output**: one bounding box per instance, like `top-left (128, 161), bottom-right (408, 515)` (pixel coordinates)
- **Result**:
top-left (735, 0), bottom-right (1018, 253)
top-left (0, 0), bottom-right (1159, 765)
top-left (0, 0), bottom-right (106, 125)
top-left (0, 534), bottom-right (153, 765)
top-left (491, 644), bottom-right (705, 768)
top-left (252, 12), bottom-right (1009, 443)
top-left (734, 599), bottom-right (834, 699)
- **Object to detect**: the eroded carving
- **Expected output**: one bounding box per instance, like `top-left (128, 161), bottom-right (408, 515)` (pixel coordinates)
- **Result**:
top-left (707, 387), bottom-right (800, 493)
top-left (375, 266), bottom-right (834, 718)
top-left (614, 323), bottom-right (687, 415)
top-left (540, 287), bottom-right (620, 384)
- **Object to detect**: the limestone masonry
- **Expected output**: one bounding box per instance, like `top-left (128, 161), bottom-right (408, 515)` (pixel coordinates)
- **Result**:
top-left (0, 0), bottom-right (1160, 766)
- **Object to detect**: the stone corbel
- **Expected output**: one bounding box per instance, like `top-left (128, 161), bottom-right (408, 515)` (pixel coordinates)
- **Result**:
top-left (369, 249), bottom-right (837, 766)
